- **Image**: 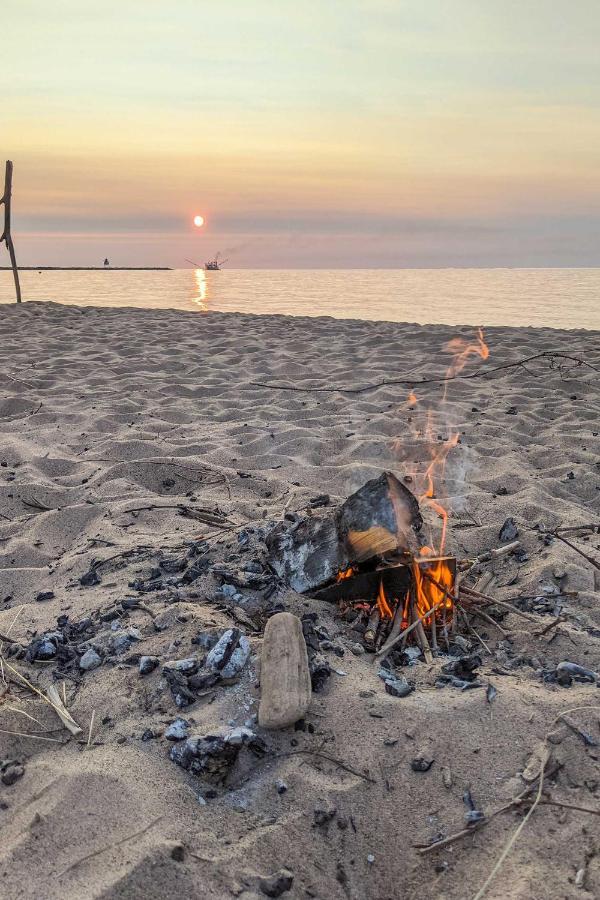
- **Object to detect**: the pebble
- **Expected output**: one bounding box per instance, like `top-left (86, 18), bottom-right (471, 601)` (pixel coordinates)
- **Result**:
top-left (411, 756), bottom-right (434, 772)
top-left (79, 648), bottom-right (102, 671)
top-left (35, 591), bottom-right (55, 602)
top-left (349, 642), bottom-right (365, 656)
top-left (275, 779), bottom-right (288, 794)
top-left (258, 868), bottom-right (294, 897)
top-left (367, 854), bottom-right (375, 865)
top-left (165, 718), bottom-right (190, 741)
top-left (139, 655), bottom-right (159, 675)
top-left (313, 798), bottom-right (337, 827)
top-left (1, 763), bottom-right (24, 786)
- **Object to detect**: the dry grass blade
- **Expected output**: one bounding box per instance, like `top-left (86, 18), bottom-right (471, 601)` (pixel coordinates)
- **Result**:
top-left (59, 815), bottom-right (163, 876)
top-left (86, 709), bottom-right (96, 749)
top-left (0, 728), bottom-right (64, 743)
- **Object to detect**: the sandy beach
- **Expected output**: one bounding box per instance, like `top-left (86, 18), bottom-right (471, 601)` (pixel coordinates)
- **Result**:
top-left (1, 301), bottom-right (600, 900)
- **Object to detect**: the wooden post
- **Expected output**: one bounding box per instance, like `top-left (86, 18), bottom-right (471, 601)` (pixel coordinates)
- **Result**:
top-left (0, 161), bottom-right (22, 303)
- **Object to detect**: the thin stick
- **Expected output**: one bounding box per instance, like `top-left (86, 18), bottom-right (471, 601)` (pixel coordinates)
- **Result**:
top-left (86, 709), bottom-right (96, 749)
top-left (0, 161), bottom-right (22, 302)
top-left (0, 728), bottom-right (64, 743)
top-left (248, 351), bottom-right (599, 395)
top-left (274, 749), bottom-right (377, 784)
top-left (467, 606), bottom-right (508, 637)
top-left (59, 816), bottom-right (163, 876)
top-left (460, 587), bottom-right (538, 623)
top-left (552, 533), bottom-right (600, 571)
top-left (374, 596), bottom-right (446, 660)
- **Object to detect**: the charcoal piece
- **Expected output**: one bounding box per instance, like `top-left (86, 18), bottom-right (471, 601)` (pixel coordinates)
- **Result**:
top-left (499, 518), bottom-right (519, 542)
top-left (139, 655), bottom-right (159, 675)
top-left (180, 555), bottom-right (213, 585)
top-left (309, 654), bottom-right (331, 693)
top-left (436, 675), bottom-right (483, 691)
top-left (192, 629), bottom-right (224, 651)
top-left (206, 628), bottom-right (250, 679)
top-left (159, 556), bottom-right (188, 574)
top-left (165, 718), bottom-right (190, 741)
top-left (383, 676), bottom-right (413, 698)
top-left (164, 670), bottom-right (198, 708)
top-left (163, 657), bottom-right (199, 676)
top-left (35, 591), bottom-right (54, 602)
top-left (266, 514), bottom-right (344, 593)
top-left (188, 670), bottom-right (221, 691)
top-left (310, 494), bottom-right (330, 508)
top-left (80, 568), bottom-right (100, 587)
top-left (25, 634), bottom-right (59, 662)
top-left (169, 726), bottom-right (266, 781)
top-left (441, 653), bottom-right (482, 682)
top-left (411, 756), bottom-right (434, 772)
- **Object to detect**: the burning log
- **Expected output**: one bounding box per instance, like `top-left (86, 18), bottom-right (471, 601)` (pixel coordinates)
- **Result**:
top-left (267, 471), bottom-right (422, 592)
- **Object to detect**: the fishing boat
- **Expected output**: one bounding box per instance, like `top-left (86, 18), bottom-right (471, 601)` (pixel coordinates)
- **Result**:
top-left (204, 252), bottom-right (228, 271)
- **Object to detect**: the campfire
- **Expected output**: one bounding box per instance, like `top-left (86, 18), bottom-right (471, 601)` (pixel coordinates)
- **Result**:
top-left (267, 471), bottom-right (459, 660)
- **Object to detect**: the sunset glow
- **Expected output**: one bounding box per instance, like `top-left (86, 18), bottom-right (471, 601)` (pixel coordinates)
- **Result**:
top-left (4, 2), bottom-right (600, 267)
top-left (193, 215), bottom-right (204, 228)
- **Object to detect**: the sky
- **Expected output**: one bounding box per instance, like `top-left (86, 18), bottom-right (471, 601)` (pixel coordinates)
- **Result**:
top-left (2, 0), bottom-right (600, 267)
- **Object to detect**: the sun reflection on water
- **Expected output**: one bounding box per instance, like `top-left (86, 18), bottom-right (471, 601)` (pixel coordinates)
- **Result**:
top-left (191, 268), bottom-right (208, 311)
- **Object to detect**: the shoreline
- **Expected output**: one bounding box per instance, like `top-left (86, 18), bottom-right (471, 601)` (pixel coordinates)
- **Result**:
top-left (0, 266), bottom-right (172, 271)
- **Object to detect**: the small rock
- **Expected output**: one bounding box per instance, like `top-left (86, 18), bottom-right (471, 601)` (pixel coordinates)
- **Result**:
top-left (80, 568), bottom-right (101, 587)
top-left (275, 779), bottom-right (288, 794)
top-left (411, 756), bottom-right (434, 773)
top-left (141, 729), bottom-right (157, 742)
top-left (165, 718), bottom-right (190, 741)
top-left (35, 591), bottom-right (55, 602)
top-left (313, 798), bottom-right (337, 827)
top-left (170, 843), bottom-right (185, 862)
top-left (1, 763), bottom-right (24, 786)
top-left (349, 642), bottom-right (365, 656)
top-left (499, 517), bottom-right (519, 542)
top-left (79, 648), bottom-right (101, 671)
top-left (258, 868), bottom-right (294, 897)
top-left (367, 854), bottom-right (375, 865)
top-left (139, 655), bottom-right (159, 675)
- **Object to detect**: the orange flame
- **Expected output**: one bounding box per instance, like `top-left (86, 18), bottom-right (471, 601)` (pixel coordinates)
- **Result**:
top-left (336, 566), bottom-right (356, 582)
top-left (376, 580), bottom-right (394, 619)
top-left (412, 557), bottom-right (454, 625)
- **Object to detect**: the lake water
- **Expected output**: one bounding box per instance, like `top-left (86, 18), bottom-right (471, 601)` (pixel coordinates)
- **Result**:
top-left (1, 267), bottom-right (599, 329)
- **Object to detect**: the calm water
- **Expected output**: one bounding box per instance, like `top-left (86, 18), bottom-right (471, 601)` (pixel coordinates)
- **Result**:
top-left (1, 268), bottom-right (599, 329)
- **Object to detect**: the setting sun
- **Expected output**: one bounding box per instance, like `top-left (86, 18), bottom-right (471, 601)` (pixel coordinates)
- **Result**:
top-left (193, 214), bottom-right (204, 228)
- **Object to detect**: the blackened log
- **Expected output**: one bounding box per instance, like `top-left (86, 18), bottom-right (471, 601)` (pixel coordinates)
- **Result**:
top-left (338, 471), bottom-right (422, 562)
top-left (312, 565), bottom-right (412, 604)
top-left (266, 515), bottom-right (348, 593)
top-left (266, 471), bottom-right (422, 593)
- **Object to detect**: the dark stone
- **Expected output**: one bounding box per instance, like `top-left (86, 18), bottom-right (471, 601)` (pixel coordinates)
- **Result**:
top-left (259, 868), bottom-right (294, 897)
top-left (1, 763), bottom-right (24, 786)
top-left (171, 843), bottom-right (185, 862)
top-left (313, 798), bottom-right (337, 827)
top-left (411, 756), bottom-right (434, 772)
top-left (35, 591), bottom-right (54, 602)
top-left (80, 568), bottom-right (101, 587)
top-left (164, 670), bottom-right (198, 708)
top-left (499, 517), bottom-right (519, 542)
top-left (139, 655), bottom-right (159, 675)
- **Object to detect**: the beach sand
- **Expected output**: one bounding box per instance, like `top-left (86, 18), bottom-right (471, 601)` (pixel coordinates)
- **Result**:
top-left (1, 301), bottom-right (599, 899)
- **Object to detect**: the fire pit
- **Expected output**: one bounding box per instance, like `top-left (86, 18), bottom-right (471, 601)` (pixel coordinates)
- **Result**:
top-left (267, 471), bottom-right (458, 660)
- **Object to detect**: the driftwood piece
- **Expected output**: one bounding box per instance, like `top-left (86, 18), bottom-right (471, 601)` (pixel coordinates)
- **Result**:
top-left (258, 613), bottom-right (311, 729)
top-left (0, 161), bottom-right (21, 303)
top-left (266, 472), bottom-right (422, 592)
